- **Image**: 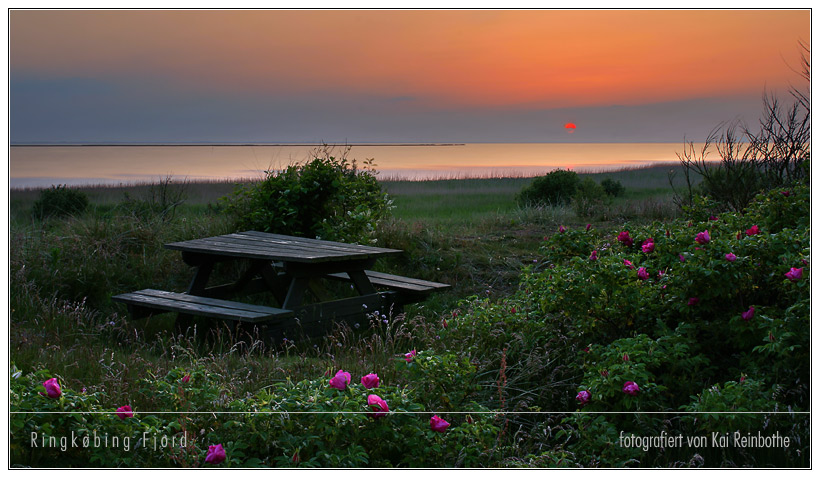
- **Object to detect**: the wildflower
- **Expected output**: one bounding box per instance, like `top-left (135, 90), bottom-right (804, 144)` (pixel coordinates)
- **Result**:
top-left (658, 269), bottom-right (666, 278)
top-left (617, 231), bottom-right (634, 247)
top-left (624, 259), bottom-right (635, 269)
top-left (679, 254), bottom-right (686, 262)
top-left (116, 405), bottom-right (134, 420)
top-left (737, 232), bottom-right (742, 240)
top-left (622, 381), bottom-right (640, 396)
top-left (600, 369), bottom-right (609, 377)
top-left (558, 225), bottom-right (566, 233)
top-left (589, 250), bottom-right (598, 261)
top-left (741, 306), bottom-right (755, 322)
top-left (622, 352), bottom-right (629, 362)
top-left (41, 378), bottom-right (61, 399)
top-left (637, 267), bottom-right (649, 281)
top-left (740, 375), bottom-right (746, 383)
top-left (430, 415), bottom-right (450, 432)
top-left (785, 267), bottom-right (803, 282)
top-left (329, 370), bottom-right (352, 390)
top-left (360, 373), bottom-right (380, 389)
top-left (367, 394), bottom-right (389, 419)
top-left (687, 297), bottom-right (700, 306)
top-left (205, 444), bottom-right (226, 465)
top-left (292, 451), bottom-right (300, 464)
top-left (641, 238), bottom-right (655, 253)
top-left (781, 190), bottom-right (791, 197)
top-left (709, 215), bottom-right (718, 221)
top-left (665, 229), bottom-right (671, 237)
top-left (583, 346), bottom-right (590, 353)
top-left (746, 225), bottom-right (760, 236)
top-left (725, 253), bottom-right (737, 262)
top-left (586, 223), bottom-right (592, 231)
top-left (576, 390), bottom-right (591, 406)
top-left (404, 350), bottom-right (417, 362)
top-left (181, 374), bottom-right (191, 384)
top-left (695, 230), bottom-right (710, 245)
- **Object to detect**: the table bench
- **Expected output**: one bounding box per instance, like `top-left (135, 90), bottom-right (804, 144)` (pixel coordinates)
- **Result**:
top-left (112, 231), bottom-right (449, 341)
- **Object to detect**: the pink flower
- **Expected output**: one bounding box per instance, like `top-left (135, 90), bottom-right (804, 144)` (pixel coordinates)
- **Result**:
top-left (360, 373), bottom-right (380, 389)
top-left (679, 254), bottom-right (686, 262)
top-left (725, 253), bottom-right (737, 262)
top-left (589, 250), bottom-right (598, 261)
top-left (617, 231), bottom-right (634, 247)
top-left (367, 394), bottom-right (389, 419)
top-left (785, 267), bottom-right (803, 282)
top-left (292, 451), bottom-right (300, 464)
top-left (622, 352), bottom-right (629, 362)
top-left (329, 370), bottom-right (352, 390)
top-left (740, 375), bottom-right (746, 383)
top-left (586, 223), bottom-right (592, 231)
top-left (622, 381), bottom-right (640, 396)
top-left (641, 238), bottom-right (655, 253)
top-left (600, 369), bottom-right (609, 377)
top-left (741, 306), bottom-right (755, 322)
top-left (623, 259), bottom-right (635, 269)
top-left (42, 378), bottom-right (61, 399)
top-left (709, 215), bottom-right (719, 221)
top-left (695, 230), bottom-right (710, 245)
top-left (430, 415), bottom-right (450, 432)
top-left (558, 225), bottom-right (566, 233)
top-left (637, 267), bottom-right (649, 281)
top-left (404, 350), bottom-right (417, 362)
top-left (687, 297), bottom-right (699, 306)
top-left (576, 390), bottom-right (591, 406)
top-left (116, 405), bottom-right (133, 420)
top-left (746, 225), bottom-right (760, 236)
top-left (658, 269), bottom-right (666, 278)
top-left (737, 232), bottom-right (743, 240)
top-left (781, 190), bottom-right (791, 197)
top-left (665, 229), bottom-right (671, 237)
top-left (205, 444), bottom-right (226, 465)
top-left (181, 374), bottom-right (191, 383)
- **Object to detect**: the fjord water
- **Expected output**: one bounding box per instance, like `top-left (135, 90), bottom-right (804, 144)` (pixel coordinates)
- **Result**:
top-left (10, 143), bottom-right (696, 188)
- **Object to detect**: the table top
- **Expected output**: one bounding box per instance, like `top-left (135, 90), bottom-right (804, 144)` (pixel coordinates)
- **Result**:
top-left (165, 231), bottom-right (402, 264)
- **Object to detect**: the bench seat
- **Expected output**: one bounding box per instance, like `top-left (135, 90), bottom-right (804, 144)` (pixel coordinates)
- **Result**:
top-left (326, 270), bottom-right (450, 298)
top-left (112, 289), bottom-right (294, 323)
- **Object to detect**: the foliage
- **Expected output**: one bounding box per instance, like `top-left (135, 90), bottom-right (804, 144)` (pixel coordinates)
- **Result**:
top-left (226, 146), bottom-right (393, 244)
top-left (571, 177), bottom-right (611, 219)
top-left (600, 178), bottom-right (625, 197)
top-left (516, 169), bottom-right (580, 207)
top-left (32, 185), bottom-right (90, 219)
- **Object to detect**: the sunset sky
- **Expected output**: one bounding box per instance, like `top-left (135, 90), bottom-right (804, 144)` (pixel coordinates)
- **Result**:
top-left (9, 9), bottom-right (811, 144)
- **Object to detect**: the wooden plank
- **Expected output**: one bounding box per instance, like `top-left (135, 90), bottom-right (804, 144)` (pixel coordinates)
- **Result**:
top-left (241, 231), bottom-right (401, 255)
top-left (364, 271), bottom-right (451, 289)
top-left (326, 271), bottom-right (450, 293)
top-left (196, 235), bottom-right (363, 258)
top-left (112, 290), bottom-right (293, 323)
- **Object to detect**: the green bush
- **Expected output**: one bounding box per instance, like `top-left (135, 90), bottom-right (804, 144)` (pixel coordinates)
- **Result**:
top-left (226, 148), bottom-right (392, 244)
top-left (600, 178), bottom-right (625, 197)
top-left (32, 185), bottom-right (90, 219)
top-left (571, 178), bottom-right (610, 219)
top-left (516, 169), bottom-right (579, 207)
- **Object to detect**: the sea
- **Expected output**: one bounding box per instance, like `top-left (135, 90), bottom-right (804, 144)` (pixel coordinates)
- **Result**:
top-left (9, 143), bottom-right (699, 189)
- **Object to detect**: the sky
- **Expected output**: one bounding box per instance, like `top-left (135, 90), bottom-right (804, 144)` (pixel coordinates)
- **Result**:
top-left (8, 9), bottom-right (812, 144)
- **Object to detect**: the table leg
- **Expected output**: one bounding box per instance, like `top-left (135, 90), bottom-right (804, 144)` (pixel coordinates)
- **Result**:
top-left (347, 270), bottom-right (378, 295)
top-left (282, 277), bottom-right (310, 309)
top-left (187, 260), bottom-right (215, 295)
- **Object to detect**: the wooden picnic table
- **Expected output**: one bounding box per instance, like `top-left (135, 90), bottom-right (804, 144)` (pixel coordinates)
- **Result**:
top-left (113, 231), bottom-right (449, 340)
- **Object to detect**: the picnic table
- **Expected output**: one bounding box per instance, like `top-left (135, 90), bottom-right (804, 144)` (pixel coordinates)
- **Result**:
top-left (113, 231), bottom-right (449, 340)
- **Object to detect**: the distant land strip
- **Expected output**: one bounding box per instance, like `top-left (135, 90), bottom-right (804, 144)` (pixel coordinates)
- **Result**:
top-left (10, 143), bottom-right (467, 147)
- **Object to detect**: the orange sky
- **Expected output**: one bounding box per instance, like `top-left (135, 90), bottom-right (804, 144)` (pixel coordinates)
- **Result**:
top-left (10, 10), bottom-right (810, 109)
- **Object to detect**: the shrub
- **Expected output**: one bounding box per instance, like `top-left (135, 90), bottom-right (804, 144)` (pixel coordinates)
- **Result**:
top-left (516, 169), bottom-right (579, 207)
top-left (32, 185), bottom-right (89, 219)
top-left (600, 178), bottom-right (625, 197)
top-left (571, 177), bottom-right (610, 219)
top-left (226, 147), bottom-right (392, 244)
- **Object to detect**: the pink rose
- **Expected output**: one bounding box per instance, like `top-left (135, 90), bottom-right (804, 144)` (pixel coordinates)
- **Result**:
top-left (623, 259), bottom-right (635, 269)
top-left (617, 231), bottom-right (634, 247)
top-left (360, 373), bottom-right (380, 389)
top-left (781, 190), bottom-right (791, 197)
top-left (746, 225), bottom-right (760, 236)
top-left (367, 394), bottom-right (389, 419)
top-left (658, 269), bottom-right (666, 278)
top-left (600, 369), bottom-right (609, 377)
top-left (709, 215), bottom-right (718, 221)
top-left (205, 444), bottom-right (226, 464)
top-left (576, 390), bottom-right (591, 406)
top-left (725, 253), bottom-right (737, 262)
top-left (558, 225), bottom-right (566, 233)
top-left (181, 374), bottom-right (191, 384)
top-left (637, 267), bottom-right (649, 281)
top-left (784, 267), bottom-right (803, 282)
top-left (42, 378), bottom-right (61, 399)
top-left (116, 405), bottom-right (133, 420)
top-left (641, 238), bottom-right (655, 253)
top-left (430, 415), bottom-right (450, 432)
top-left (622, 352), bottom-right (629, 362)
top-left (687, 297), bottom-right (700, 306)
top-left (404, 350), bottom-right (417, 362)
top-left (741, 306), bottom-right (755, 322)
top-left (695, 230), bottom-right (710, 245)
top-left (589, 250), bottom-right (598, 261)
top-left (622, 381), bottom-right (640, 396)
top-left (586, 223), bottom-right (592, 231)
top-left (679, 254), bottom-right (686, 262)
top-left (329, 370), bottom-right (352, 390)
